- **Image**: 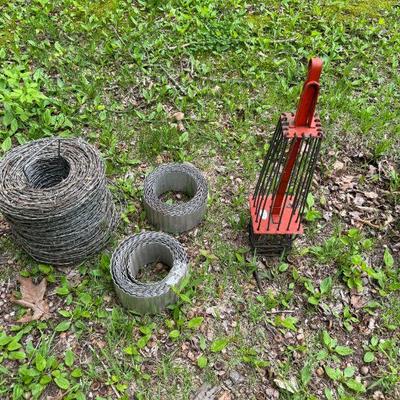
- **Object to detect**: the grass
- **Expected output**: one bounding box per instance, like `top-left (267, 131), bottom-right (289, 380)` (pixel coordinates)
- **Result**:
top-left (0, 0), bottom-right (399, 399)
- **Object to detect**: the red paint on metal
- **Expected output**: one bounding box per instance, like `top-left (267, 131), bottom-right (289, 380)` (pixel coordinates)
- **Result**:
top-left (271, 58), bottom-right (322, 216)
top-left (249, 57), bottom-right (323, 245)
top-left (271, 138), bottom-right (301, 215)
top-left (249, 195), bottom-right (303, 235)
top-left (294, 58), bottom-right (323, 127)
top-left (281, 113), bottom-right (322, 138)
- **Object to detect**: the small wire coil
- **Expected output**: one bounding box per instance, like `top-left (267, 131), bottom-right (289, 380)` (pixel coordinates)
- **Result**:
top-left (111, 231), bottom-right (188, 314)
top-left (143, 163), bottom-right (208, 233)
top-left (0, 137), bottom-right (117, 266)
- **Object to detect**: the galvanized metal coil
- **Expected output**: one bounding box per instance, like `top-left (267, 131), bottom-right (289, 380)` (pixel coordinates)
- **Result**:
top-left (143, 163), bottom-right (208, 233)
top-left (0, 137), bottom-right (117, 266)
top-left (111, 231), bottom-right (188, 314)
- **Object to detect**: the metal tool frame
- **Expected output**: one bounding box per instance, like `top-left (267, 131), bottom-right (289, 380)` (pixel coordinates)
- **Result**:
top-left (249, 58), bottom-right (324, 256)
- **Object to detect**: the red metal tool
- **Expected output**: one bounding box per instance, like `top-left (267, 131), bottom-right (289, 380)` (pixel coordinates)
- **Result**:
top-left (249, 58), bottom-right (323, 255)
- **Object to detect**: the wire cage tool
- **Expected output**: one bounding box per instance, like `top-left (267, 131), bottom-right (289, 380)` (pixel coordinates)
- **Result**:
top-left (249, 58), bottom-right (323, 256)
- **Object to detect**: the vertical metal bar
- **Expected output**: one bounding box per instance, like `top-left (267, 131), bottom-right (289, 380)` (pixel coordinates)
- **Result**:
top-left (294, 138), bottom-right (319, 227)
top-left (276, 137), bottom-right (305, 231)
top-left (271, 135), bottom-right (302, 216)
top-left (292, 137), bottom-right (317, 213)
top-left (257, 131), bottom-right (286, 216)
top-left (253, 123), bottom-right (281, 201)
top-left (296, 138), bottom-right (321, 227)
top-left (255, 126), bottom-right (285, 222)
top-left (254, 123), bottom-right (282, 213)
top-left (255, 133), bottom-right (287, 228)
top-left (286, 137), bottom-right (311, 230)
top-left (290, 136), bottom-right (310, 201)
top-left (264, 136), bottom-right (289, 231)
top-left (295, 137), bottom-right (319, 217)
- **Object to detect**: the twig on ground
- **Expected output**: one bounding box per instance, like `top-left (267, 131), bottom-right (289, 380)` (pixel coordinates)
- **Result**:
top-left (353, 218), bottom-right (380, 229)
top-left (265, 310), bottom-right (296, 315)
top-left (263, 320), bottom-right (279, 336)
top-left (111, 25), bottom-right (126, 46)
top-left (159, 65), bottom-right (187, 96)
top-left (166, 37), bottom-right (297, 50)
top-left (355, 205), bottom-right (377, 213)
top-left (253, 270), bottom-right (264, 294)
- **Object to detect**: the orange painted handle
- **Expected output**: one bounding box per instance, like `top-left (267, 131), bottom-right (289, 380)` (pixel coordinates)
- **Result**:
top-left (294, 57), bottom-right (323, 127)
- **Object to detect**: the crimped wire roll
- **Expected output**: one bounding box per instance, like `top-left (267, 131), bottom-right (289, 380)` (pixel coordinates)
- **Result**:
top-left (0, 137), bottom-right (117, 266)
top-left (143, 163), bottom-right (208, 233)
top-left (111, 231), bottom-right (188, 314)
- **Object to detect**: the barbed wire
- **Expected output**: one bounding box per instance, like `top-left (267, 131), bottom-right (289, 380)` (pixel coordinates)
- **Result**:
top-left (0, 137), bottom-right (118, 266)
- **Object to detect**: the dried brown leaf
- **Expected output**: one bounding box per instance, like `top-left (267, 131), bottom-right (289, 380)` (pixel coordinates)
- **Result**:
top-left (350, 295), bottom-right (366, 309)
top-left (333, 160), bottom-right (344, 171)
top-left (177, 121), bottom-right (186, 132)
top-left (218, 392), bottom-right (231, 400)
top-left (193, 384), bottom-right (220, 400)
top-left (353, 194), bottom-right (365, 206)
top-left (384, 214), bottom-right (394, 226)
top-left (45, 393), bottom-right (64, 400)
top-left (364, 191), bottom-right (378, 199)
top-left (13, 277), bottom-right (50, 322)
top-left (173, 112), bottom-right (184, 121)
top-left (339, 175), bottom-right (356, 190)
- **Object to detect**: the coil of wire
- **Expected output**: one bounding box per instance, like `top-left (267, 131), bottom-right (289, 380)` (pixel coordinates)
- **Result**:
top-left (0, 137), bottom-right (117, 266)
top-left (143, 163), bottom-right (208, 233)
top-left (111, 231), bottom-right (188, 314)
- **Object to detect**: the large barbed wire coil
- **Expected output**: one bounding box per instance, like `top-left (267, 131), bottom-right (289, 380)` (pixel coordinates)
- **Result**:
top-left (143, 163), bottom-right (208, 233)
top-left (111, 231), bottom-right (188, 314)
top-left (0, 137), bottom-right (117, 266)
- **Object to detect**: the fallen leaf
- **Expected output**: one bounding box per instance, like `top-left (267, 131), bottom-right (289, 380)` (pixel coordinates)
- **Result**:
top-left (353, 194), bottom-right (365, 206)
top-left (323, 211), bottom-right (333, 221)
top-left (265, 388), bottom-right (279, 399)
top-left (13, 277), bottom-right (50, 323)
top-left (218, 392), bottom-right (231, 400)
top-left (384, 214), bottom-right (394, 226)
top-left (94, 339), bottom-right (107, 349)
top-left (333, 160), bottom-right (344, 171)
top-left (173, 112), bottom-right (184, 121)
top-left (177, 121), bottom-right (185, 132)
top-left (193, 384), bottom-right (220, 400)
top-left (339, 175), bottom-right (356, 190)
top-left (368, 318), bottom-right (376, 331)
top-left (45, 393), bottom-right (64, 400)
top-left (368, 164), bottom-right (377, 174)
top-left (349, 211), bottom-right (361, 219)
top-left (172, 112), bottom-right (185, 131)
top-left (364, 191), bottom-right (378, 199)
top-left (350, 295), bottom-right (366, 309)
top-left (274, 376), bottom-right (299, 394)
top-left (181, 342), bottom-right (189, 352)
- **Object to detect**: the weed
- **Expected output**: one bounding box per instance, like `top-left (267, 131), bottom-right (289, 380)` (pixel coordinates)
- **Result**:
top-left (310, 229), bottom-right (391, 292)
top-left (303, 276), bottom-right (333, 306)
top-left (0, 64), bottom-right (72, 152)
